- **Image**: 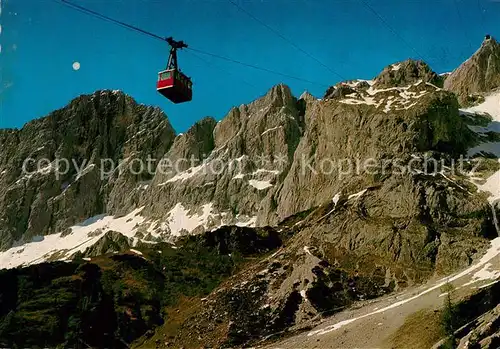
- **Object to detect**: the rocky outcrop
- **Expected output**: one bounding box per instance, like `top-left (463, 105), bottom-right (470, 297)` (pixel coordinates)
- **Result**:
top-left (0, 256), bottom-right (167, 348)
top-left (373, 59), bottom-right (442, 89)
top-left (444, 35), bottom-right (500, 105)
top-left (457, 305), bottom-right (500, 348)
top-left (275, 74), bottom-right (473, 221)
top-left (150, 169), bottom-right (496, 348)
top-left (194, 225), bottom-right (283, 255)
top-left (323, 84), bottom-right (357, 99)
top-left (79, 230), bottom-right (133, 257)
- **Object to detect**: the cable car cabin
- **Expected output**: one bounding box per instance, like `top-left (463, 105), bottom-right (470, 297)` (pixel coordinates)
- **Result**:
top-left (157, 69), bottom-right (193, 103)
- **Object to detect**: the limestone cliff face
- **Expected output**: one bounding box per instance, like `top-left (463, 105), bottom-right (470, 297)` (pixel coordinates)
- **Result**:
top-left (271, 62), bottom-right (473, 222)
top-left (444, 35), bottom-right (500, 104)
top-left (139, 64), bottom-right (475, 233)
top-left (141, 84), bottom-right (303, 233)
top-left (0, 90), bottom-right (175, 250)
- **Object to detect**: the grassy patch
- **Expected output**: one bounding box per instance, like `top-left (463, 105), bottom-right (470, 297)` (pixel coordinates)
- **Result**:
top-left (387, 308), bottom-right (443, 349)
top-left (132, 296), bottom-right (208, 349)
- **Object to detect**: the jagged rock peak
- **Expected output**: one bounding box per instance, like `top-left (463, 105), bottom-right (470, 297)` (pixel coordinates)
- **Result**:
top-left (372, 59), bottom-right (441, 89)
top-left (323, 84), bottom-right (357, 99)
top-left (165, 116), bottom-right (217, 165)
top-left (50, 89), bottom-right (170, 127)
top-left (79, 231), bottom-right (133, 258)
top-left (322, 79), bottom-right (371, 100)
top-left (259, 83), bottom-right (295, 108)
top-left (444, 35), bottom-right (500, 104)
top-left (183, 116), bottom-right (217, 138)
top-left (299, 90), bottom-right (316, 102)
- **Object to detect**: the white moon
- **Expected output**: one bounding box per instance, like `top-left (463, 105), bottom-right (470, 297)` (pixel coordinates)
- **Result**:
top-left (72, 62), bottom-right (81, 71)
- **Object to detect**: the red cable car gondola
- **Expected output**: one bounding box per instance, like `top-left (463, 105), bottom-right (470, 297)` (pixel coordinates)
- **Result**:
top-left (157, 37), bottom-right (193, 103)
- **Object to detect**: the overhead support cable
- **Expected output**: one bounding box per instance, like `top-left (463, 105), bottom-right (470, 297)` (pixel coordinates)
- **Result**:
top-left (228, 0), bottom-right (346, 81)
top-left (57, 0), bottom-right (330, 87)
top-left (359, 0), bottom-right (430, 63)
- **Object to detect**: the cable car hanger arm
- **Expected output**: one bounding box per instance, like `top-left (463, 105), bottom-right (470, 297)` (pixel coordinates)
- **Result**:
top-left (166, 37), bottom-right (188, 70)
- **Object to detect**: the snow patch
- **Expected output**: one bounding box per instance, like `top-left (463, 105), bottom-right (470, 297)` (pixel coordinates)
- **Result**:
top-left (251, 169), bottom-right (280, 176)
top-left (476, 160), bottom-right (500, 203)
top-left (234, 216), bottom-right (257, 227)
top-left (332, 193), bottom-right (341, 207)
top-left (158, 163), bottom-right (206, 185)
top-left (129, 249), bottom-right (143, 256)
top-left (249, 179), bottom-right (273, 190)
top-left (462, 91), bottom-right (500, 120)
top-left (348, 189), bottom-right (367, 200)
top-left (261, 126), bottom-right (282, 136)
top-left (303, 246), bottom-right (313, 256)
top-left (300, 289), bottom-right (307, 300)
top-left (339, 96), bottom-right (379, 107)
top-left (463, 263), bottom-right (500, 286)
top-left (0, 207), bottom-right (145, 270)
top-left (163, 203), bottom-right (216, 236)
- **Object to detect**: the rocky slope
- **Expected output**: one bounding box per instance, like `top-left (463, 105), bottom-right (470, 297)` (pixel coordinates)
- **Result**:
top-left (0, 227), bottom-right (284, 348)
top-left (137, 50), bottom-right (500, 348)
top-left (444, 35), bottom-right (500, 105)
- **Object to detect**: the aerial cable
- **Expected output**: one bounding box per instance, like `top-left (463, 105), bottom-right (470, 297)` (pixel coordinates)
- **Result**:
top-left (359, 0), bottom-right (430, 64)
top-left (59, 0), bottom-right (165, 41)
top-left (185, 51), bottom-right (259, 89)
top-left (57, 0), bottom-right (329, 87)
top-left (227, 0), bottom-right (346, 81)
top-left (186, 47), bottom-right (329, 86)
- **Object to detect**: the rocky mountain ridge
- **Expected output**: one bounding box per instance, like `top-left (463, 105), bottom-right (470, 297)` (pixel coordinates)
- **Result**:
top-left (0, 35), bottom-right (500, 348)
top-left (0, 60), bottom-right (483, 264)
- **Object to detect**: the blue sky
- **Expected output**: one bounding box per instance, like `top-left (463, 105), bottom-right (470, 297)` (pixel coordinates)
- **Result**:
top-left (1, 0), bottom-right (499, 132)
